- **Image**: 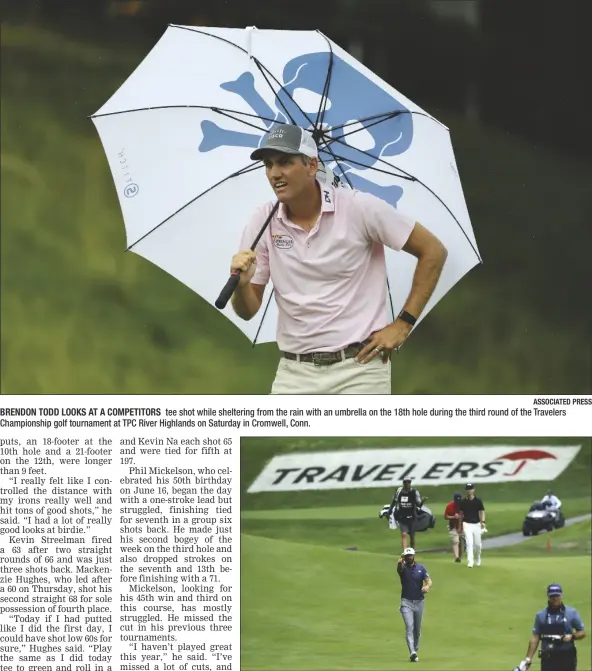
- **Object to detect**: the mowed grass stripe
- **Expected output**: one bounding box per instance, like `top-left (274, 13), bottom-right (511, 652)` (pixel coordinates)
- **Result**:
top-left (241, 501), bottom-right (572, 520)
top-left (241, 498), bottom-right (591, 554)
top-left (241, 532), bottom-right (592, 671)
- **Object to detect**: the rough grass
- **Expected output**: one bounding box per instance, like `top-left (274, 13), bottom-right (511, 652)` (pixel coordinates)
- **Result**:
top-left (2, 24), bottom-right (590, 394)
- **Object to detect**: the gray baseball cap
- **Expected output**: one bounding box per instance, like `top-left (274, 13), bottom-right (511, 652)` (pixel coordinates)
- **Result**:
top-left (250, 124), bottom-right (318, 161)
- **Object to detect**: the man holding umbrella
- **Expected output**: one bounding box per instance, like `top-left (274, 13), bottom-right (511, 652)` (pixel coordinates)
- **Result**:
top-left (231, 123), bottom-right (448, 394)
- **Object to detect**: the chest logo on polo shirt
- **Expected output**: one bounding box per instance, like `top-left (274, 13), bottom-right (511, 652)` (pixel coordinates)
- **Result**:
top-left (272, 234), bottom-right (294, 250)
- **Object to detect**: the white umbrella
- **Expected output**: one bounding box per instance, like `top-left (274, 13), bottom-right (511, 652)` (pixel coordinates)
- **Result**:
top-left (91, 24), bottom-right (481, 345)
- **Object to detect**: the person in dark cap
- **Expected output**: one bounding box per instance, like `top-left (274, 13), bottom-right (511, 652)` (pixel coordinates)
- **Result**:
top-left (444, 492), bottom-right (463, 562)
top-left (459, 483), bottom-right (486, 568)
top-left (386, 477), bottom-right (423, 550)
top-left (516, 583), bottom-right (585, 671)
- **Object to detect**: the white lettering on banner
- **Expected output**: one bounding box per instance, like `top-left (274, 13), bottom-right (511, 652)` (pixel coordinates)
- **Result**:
top-left (246, 446), bottom-right (582, 492)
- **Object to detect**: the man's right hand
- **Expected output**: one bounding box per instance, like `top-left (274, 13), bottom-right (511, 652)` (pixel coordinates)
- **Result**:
top-left (231, 250), bottom-right (257, 286)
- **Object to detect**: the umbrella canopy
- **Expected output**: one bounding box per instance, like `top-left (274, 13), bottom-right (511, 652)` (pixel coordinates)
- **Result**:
top-left (91, 24), bottom-right (481, 345)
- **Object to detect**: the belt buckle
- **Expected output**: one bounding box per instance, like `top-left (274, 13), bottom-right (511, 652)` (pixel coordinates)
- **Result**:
top-left (312, 352), bottom-right (334, 367)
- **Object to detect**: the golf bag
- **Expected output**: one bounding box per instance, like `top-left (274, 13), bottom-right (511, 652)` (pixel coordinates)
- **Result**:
top-left (379, 503), bottom-right (436, 532)
top-left (379, 504), bottom-right (397, 528)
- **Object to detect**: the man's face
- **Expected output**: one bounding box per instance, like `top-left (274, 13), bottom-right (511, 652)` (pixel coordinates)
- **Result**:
top-left (403, 481), bottom-right (411, 490)
top-left (404, 554), bottom-right (415, 565)
top-left (548, 594), bottom-right (562, 607)
top-left (263, 151), bottom-right (318, 203)
top-left (467, 488), bottom-right (475, 497)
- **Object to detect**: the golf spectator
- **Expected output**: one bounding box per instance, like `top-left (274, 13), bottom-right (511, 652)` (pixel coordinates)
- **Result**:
top-left (231, 123), bottom-right (448, 394)
top-left (397, 547), bottom-right (432, 663)
top-left (444, 492), bottom-right (463, 562)
top-left (541, 489), bottom-right (562, 510)
top-left (519, 583), bottom-right (585, 671)
top-left (459, 483), bottom-right (486, 568)
top-left (386, 477), bottom-right (423, 550)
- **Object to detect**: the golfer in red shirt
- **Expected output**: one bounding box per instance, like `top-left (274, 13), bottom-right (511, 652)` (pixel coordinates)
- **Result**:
top-left (444, 493), bottom-right (463, 563)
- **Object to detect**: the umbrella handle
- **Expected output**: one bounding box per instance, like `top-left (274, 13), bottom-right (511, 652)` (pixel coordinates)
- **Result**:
top-left (215, 201), bottom-right (280, 311)
top-left (215, 273), bottom-right (241, 309)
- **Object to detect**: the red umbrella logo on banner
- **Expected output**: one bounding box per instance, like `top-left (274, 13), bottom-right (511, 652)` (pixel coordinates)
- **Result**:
top-left (497, 449), bottom-right (557, 476)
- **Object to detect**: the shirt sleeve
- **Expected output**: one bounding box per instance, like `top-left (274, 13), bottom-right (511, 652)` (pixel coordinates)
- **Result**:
top-left (478, 499), bottom-right (485, 511)
top-left (353, 190), bottom-right (415, 251)
top-left (532, 614), bottom-right (542, 635)
top-left (238, 204), bottom-right (271, 286)
top-left (415, 490), bottom-right (422, 506)
top-left (571, 610), bottom-right (585, 631)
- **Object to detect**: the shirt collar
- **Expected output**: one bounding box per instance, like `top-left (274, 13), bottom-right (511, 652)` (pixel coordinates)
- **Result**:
top-left (319, 184), bottom-right (336, 212)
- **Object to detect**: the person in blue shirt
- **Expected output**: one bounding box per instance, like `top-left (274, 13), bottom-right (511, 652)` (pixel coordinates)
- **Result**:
top-left (518, 583), bottom-right (585, 671)
top-left (397, 547), bottom-right (432, 663)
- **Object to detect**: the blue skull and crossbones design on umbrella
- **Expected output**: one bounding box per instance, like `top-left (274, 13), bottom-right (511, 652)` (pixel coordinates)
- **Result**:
top-left (198, 51), bottom-right (414, 209)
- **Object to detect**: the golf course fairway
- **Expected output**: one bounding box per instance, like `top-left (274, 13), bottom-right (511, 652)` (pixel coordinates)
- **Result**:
top-left (241, 439), bottom-right (591, 670)
top-left (241, 527), bottom-right (591, 670)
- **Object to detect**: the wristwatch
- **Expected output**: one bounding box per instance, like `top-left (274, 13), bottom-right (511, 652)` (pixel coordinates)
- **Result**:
top-left (398, 310), bottom-right (417, 326)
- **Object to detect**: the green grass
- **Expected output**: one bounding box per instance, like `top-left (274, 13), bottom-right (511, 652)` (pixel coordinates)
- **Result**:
top-left (241, 440), bottom-right (591, 669)
top-left (241, 533), bottom-right (592, 670)
top-left (2, 23), bottom-right (591, 394)
top-left (495, 519), bottom-right (592, 557)
top-left (241, 499), bottom-right (591, 554)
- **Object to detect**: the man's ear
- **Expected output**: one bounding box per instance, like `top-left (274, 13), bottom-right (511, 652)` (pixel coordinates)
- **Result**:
top-left (309, 157), bottom-right (319, 176)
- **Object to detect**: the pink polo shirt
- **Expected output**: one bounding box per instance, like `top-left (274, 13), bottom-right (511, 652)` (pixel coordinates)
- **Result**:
top-left (239, 184), bottom-right (415, 354)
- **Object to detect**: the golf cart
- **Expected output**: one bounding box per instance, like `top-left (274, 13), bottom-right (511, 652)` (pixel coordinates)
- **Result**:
top-left (522, 500), bottom-right (565, 536)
